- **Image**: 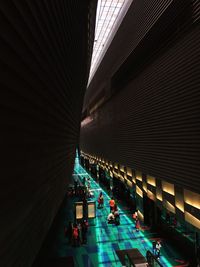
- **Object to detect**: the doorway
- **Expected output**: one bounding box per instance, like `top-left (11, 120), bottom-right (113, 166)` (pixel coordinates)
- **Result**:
top-left (143, 195), bottom-right (156, 229)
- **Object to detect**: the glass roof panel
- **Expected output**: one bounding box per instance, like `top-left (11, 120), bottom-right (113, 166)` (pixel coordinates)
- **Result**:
top-left (88, 0), bottom-right (133, 86)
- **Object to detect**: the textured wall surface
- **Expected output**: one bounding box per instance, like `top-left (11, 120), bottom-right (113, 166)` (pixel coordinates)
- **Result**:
top-left (0, 0), bottom-right (96, 266)
top-left (80, 0), bottom-right (200, 194)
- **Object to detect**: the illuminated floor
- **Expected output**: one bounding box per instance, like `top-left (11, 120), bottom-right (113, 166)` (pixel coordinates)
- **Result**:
top-left (70, 159), bottom-right (186, 267)
top-left (34, 157), bottom-right (188, 267)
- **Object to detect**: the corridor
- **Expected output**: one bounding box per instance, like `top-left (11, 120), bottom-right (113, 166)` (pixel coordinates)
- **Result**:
top-left (33, 156), bottom-right (189, 267)
top-left (67, 158), bottom-right (186, 266)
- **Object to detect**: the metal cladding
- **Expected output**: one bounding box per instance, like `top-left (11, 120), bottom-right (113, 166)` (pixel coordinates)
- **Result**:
top-left (80, 0), bottom-right (200, 194)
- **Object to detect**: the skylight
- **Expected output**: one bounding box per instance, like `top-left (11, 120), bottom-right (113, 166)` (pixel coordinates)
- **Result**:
top-left (88, 0), bottom-right (132, 86)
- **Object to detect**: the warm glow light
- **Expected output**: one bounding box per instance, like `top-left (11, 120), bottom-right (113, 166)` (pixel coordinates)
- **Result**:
top-left (162, 181), bottom-right (175, 196)
top-left (113, 170), bottom-right (118, 177)
top-left (165, 200), bottom-right (175, 214)
top-left (75, 152), bottom-right (172, 267)
top-left (147, 190), bottom-right (156, 201)
top-left (185, 212), bottom-right (200, 229)
top-left (127, 180), bottom-right (132, 187)
top-left (138, 210), bottom-right (144, 221)
top-left (176, 202), bottom-right (184, 212)
top-left (156, 187), bottom-right (163, 201)
top-left (157, 195), bottom-right (163, 201)
top-left (143, 182), bottom-right (147, 193)
top-left (127, 167), bottom-right (132, 177)
top-left (136, 185), bottom-right (143, 198)
top-left (120, 175), bottom-right (124, 182)
top-left (184, 189), bottom-right (200, 209)
top-left (120, 165), bottom-right (125, 172)
top-left (147, 175), bottom-right (156, 187)
top-left (136, 171), bottom-right (142, 181)
top-left (175, 193), bottom-right (184, 212)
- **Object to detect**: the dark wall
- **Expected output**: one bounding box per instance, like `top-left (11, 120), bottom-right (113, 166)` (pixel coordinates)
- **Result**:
top-left (80, 0), bottom-right (200, 194)
top-left (0, 0), bottom-right (97, 266)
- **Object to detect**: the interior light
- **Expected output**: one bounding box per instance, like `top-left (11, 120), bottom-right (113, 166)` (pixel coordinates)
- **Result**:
top-left (88, 0), bottom-right (132, 85)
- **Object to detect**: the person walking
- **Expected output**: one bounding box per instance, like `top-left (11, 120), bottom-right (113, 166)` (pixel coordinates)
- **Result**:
top-left (135, 218), bottom-right (140, 231)
top-left (155, 240), bottom-right (162, 259)
top-left (109, 197), bottom-right (115, 212)
top-left (81, 219), bottom-right (89, 244)
top-left (132, 210), bottom-right (138, 220)
top-left (152, 241), bottom-right (156, 255)
top-left (98, 192), bottom-right (104, 208)
top-left (72, 223), bottom-right (79, 247)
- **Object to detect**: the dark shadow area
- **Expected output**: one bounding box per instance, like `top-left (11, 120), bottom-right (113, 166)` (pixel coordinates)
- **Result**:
top-left (32, 196), bottom-right (70, 267)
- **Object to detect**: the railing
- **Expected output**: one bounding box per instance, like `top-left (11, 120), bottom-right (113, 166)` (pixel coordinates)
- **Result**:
top-left (146, 250), bottom-right (164, 267)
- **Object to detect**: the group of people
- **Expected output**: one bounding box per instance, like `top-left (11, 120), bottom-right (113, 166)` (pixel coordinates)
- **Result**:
top-left (107, 197), bottom-right (120, 225)
top-left (64, 177), bottom-right (92, 247)
top-left (83, 176), bottom-right (93, 198)
top-left (97, 193), bottom-right (120, 225)
top-left (67, 178), bottom-right (85, 197)
top-left (69, 176), bottom-right (164, 261)
top-left (64, 219), bottom-right (89, 246)
top-left (67, 176), bottom-right (93, 199)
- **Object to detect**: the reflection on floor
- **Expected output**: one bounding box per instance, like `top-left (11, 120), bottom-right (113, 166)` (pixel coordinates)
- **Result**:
top-left (34, 157), bottom-right (188, 267)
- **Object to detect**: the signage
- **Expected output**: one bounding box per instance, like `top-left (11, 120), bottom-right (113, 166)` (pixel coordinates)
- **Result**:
top-left (88, 201), bottom-right (96, 218)
top-left (75, 202), bottom-right (83, 220)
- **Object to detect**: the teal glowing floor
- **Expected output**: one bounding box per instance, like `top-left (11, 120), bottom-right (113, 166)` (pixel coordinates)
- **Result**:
top-left (70, 159), bottom-right (187, 267)
top-left (35, 158), bottom-right (188, 267)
